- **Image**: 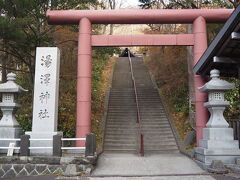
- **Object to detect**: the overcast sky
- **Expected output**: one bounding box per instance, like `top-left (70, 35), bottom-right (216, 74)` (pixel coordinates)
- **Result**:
top-left (120, 0), bottom-right (140, 8)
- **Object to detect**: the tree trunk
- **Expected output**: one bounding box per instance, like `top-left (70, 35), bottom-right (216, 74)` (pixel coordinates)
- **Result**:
top-left (1, 45), bottom-right (7, 83)
top-left (109, 24), bottom-right (114, 35)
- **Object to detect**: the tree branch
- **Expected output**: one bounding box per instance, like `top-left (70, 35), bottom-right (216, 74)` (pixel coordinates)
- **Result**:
top-left (55, 40), bottom-right (77, 45)
top-left (0, 65), bottom-right (30, 73)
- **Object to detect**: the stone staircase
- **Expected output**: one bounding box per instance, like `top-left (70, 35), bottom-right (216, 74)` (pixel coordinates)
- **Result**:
top-left (103, 57), bottom-right (179, 153)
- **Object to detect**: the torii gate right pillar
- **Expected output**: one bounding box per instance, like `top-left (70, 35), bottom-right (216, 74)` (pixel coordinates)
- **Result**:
top-left (193, 16), bottom-right (209, 145)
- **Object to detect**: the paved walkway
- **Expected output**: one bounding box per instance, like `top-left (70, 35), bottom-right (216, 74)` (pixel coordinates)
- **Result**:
top-left (58, 175), bottom-right (215, 179)
top-left (91, 153), bottom-right (206, 176)
top-left (4, 175), bottom-right (237, 180)
top-left (88, 176), bottom-right (216, 180)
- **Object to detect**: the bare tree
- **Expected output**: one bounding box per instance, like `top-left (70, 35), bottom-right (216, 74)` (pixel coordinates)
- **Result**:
top-left (227, 0), bottom-right (240, 8)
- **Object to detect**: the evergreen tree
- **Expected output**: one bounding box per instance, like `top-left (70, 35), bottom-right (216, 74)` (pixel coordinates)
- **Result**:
top-left (0, 0), bottom-right (97, 83)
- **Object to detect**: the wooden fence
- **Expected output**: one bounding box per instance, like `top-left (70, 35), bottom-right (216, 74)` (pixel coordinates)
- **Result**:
top-left (227, 119), bottom-right (240, 148)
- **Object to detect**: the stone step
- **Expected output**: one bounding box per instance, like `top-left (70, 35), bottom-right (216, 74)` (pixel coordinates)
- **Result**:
top-left (142, 122), bottom-right (170, 124)
top-left (144, 136), bottom-right (175, 141)
top-left (104, 144), bottom-right (136, 149)
top-left (106, 127), bottom-right (136, 131)
top-left (140, 112), bottom-right (167, 115)
top-left (141, 124), bottom-right (171, 128)
top-left (142, 131), bottom-right (173, 135)
top-left (106, 123), bottom-right (168, 126)
top-left (106, 121), bottom-right (171, 124)
top-left (109, 98), bottom-right (163, 103)
top-left (106, 122), bottom-right (136, 125)
top-left (108, 108), bottom-right (165, 111)
top-left (141, 129), bottom-right (173, 132)
top-left (104, 134), bottom-right (136, 138)
top-left (103, 149), bottom-right (137, 153)
top-left (143, 136), bottom-right (175, 140)
top-left (144, 143), bottom-right (177, 148)
top-left (106, 129), bottom-right (137, 133)
top-left (110, 93), bottom-right (159, 96)
top-left (104, 137), bottom-right (136, 141)
top-left (145, 139), bottom-right (177, 144)
top-left (107, 111), bottom-right (166, 114)
top-left (108, 107), bottom-right (164, 110)
top-left (144, 145), bottom-right (178, 150)
top-left (107, 110), bottom-right (165, 112)
top-left (106, 118), bottom-right (136, 121)
top-left (142, 133), bottom-right (174, 137)
top-left (141, 117), bottom-right (168, 119)
top-left (110, 90), bottom-right (134, 92)
top-left (104, 134), bottom-right (136, 139)
top-left (143, 120), bottom-right (169, 123)
top-left (104, 139), bottom-right (136, 144)
top-left (111, 88), bottom-right (156, 91)
top-left (106, 123), bottom-right (170, 127)
top-left (105, 131), bottom-right (136, 135)
top-left (106, 118), bottom-right (168, 121)
top-left (108, 106), bottom-right (165, 109)
top-left (144, 144), bottom-right (178, 148)
top-left (110, 95), bottom-right (159, 97)
top-left (106, 124), bottom-right (137, 127)
top-left (142, 131), bottom-right (174, 135)
top-left (142, 128), bottom-right (172, 131)
top-left (140, 115), bottom-right (168, 117)
top-left (107, 115), bottom-right (167, 118)
top-left (144, 149), bottom-right (179, 154)
top-left (107, 114), bottom-right (167, 117)
top-left (110, 97), bottom-right (159, 99)
top-left (140, 117), bottom-right (168, 120)
top-left (108, 101), bottom-right (136, 104)
top-left (108, 105), bottom-right (163, 107)
top-left (141, 121), bottom-right (169, 124)
top-left (106, 118), bottom-right (136, 120)
top-left (141, 127), bottom-right (172, 130)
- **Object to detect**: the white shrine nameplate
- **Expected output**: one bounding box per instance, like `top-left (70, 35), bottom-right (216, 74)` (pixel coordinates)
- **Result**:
top-left (32, 47), bottom-right (60, 133)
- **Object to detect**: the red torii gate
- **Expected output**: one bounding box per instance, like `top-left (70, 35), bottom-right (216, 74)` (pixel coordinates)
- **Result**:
top-left (47, 9), bottom-right (233, 146)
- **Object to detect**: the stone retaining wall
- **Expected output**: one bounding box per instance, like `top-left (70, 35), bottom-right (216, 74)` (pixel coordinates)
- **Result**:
top-left (0, 156), bottom-right (97, 178)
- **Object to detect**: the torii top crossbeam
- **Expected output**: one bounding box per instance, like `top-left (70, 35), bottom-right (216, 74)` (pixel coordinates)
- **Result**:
top-left (47, 9), bottom-right (232, 24)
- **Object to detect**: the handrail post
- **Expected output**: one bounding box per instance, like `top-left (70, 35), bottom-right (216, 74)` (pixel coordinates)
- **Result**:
top-left (85, 133), bottom-right (96, 157)
top-left (140, 134), bottom-right (144, 156)
top-left (53, 134), bottom-right (62, 157)
top-left (20, 135), bottom-right (30, 156)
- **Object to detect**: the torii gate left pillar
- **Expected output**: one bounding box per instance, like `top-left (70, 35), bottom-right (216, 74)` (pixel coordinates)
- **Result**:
top-left (77, 17), bottom-right (92, 144)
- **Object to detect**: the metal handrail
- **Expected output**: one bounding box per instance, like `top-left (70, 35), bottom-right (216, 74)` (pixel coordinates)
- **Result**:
top-left (127, 51), bottom-right (144, 156)
top-left (61, 137), bottom-right (86, 150)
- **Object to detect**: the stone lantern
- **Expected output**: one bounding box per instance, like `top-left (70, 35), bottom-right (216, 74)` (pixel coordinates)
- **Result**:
top-left (0, 73), bottom-right (27, 153)
top-left (195, 69), bottom-right (240, 167)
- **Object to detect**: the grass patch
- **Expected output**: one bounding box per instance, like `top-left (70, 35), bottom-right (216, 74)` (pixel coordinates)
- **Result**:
top-left (91, 57), bottom-right (116, 151)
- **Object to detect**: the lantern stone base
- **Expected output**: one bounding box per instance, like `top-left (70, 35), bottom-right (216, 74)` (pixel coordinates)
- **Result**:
top-left (0, 126), bottom-right (23, 154)
top-left (25, 131), bottom-right (62, 156)
top-left (195, 127), bottom-right (240, 169)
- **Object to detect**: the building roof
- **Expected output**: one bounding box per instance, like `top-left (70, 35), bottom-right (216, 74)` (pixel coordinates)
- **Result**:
top-left (193, 5), bottom-right (240, 78)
